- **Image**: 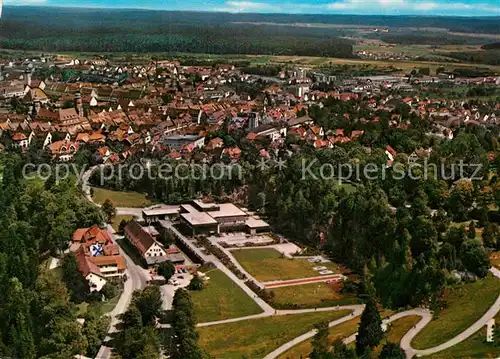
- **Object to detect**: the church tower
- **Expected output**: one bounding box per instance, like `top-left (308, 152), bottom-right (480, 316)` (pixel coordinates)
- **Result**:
top-left (75, 91), bottom-right (84, 117)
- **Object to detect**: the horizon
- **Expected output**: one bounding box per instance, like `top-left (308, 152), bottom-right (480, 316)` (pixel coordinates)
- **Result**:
top-left (3, 0), bottom-right (500, 17)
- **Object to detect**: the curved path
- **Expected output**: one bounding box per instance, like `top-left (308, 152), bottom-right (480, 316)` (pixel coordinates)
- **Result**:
top-left (265, 267), bottom-right (500, 359)
top-left (82, 167), bottom-right (500, 359)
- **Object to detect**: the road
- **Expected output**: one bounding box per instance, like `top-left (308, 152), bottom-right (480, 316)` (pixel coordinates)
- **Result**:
top-left (83, 168), bottom-right (500, 359)
top-left (160, 219), bottom-right (274, 314)
top-left (82, 167), bottom-right (149, 359)
top-left (265, 267), bottom-right (500, 359)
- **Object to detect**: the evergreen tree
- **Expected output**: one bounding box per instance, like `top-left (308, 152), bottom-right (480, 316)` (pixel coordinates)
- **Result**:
top-left (61, 253), bottom-right (90, 303)
top-left (101, 199), bottom-right (116, 223)
top-left (157, 261), bottom-right (175, 281)
top-left (379, 342), bottom-right (405, 359)
top-left (356, 297), bottom-right (383, 356)
top-left (310, 321), bottom-right (330, 359)
top-left (170, 289), bottom-right (207, 359)
top-left (467, 221), bottom-right (476, 239)
top-left (188, 274), bottom-right (206, 291)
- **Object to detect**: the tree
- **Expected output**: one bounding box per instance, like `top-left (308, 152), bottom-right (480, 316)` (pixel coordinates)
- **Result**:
top-left (101, 199), bottom-right (116, 223)
top-left (379, 342), bottom-right (405, 359)
top-left (100, 282), bottom-right (118, 300)
top-left (170, 289), bottom-right (207, 359)
top-left (61, 253), bottom-right (90, 303)
top-left (331, 340), bottom-right (356, 359)
top-left (157, 261), bottom-right (175, 281)
top-left (132, 286), bottom-right (163, 326)
top-left (356, 297), bottom-right (383, 355)
top-left (118, 219), bottom-right (129, 234)
top-left (467, 221), bottom-right (476, 239)
top-left (459, 240), bottom-right (490, 278)
top-left (482, 222), bottom-right (499, 249)
top-left (310, 321), bottom-right (330, 359)
top-left (188, 274), bottom-right (205, 291)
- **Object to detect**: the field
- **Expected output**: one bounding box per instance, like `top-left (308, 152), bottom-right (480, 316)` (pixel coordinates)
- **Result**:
top-left (278, 317), bottom-right (360, 359)
top-left (231, 248), bottom-right (339, 281)
top-left (386, 316), bottom-right (421, 343)
top-left (427, 313), bottom-right (500, 359)
top-left (75, 293), bottom-right (120, 317)
top-left (412, 274), bottom-right (500, 349)
top-left (278, 312), bottom-right (416, 358)
top-left (111, 215), bottom-right (135, 233)
top-left (197, 310), bottom-right (352, 359)
top-left (190, 269), bottom-right (263, 323)
top-left (268, 282), bottom-right (360, 308)
top-left (91, 187), bottom-right (152, 208)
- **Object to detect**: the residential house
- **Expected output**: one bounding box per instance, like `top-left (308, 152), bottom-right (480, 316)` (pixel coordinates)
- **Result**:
top-left (124, 220), bottom-right (168, 266)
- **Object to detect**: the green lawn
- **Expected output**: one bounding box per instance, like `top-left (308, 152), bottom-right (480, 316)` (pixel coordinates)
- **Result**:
top-left (412, 274), bottom-right (500, 349)
top-left (278, 317), bottom-right (360, 359)
top-left (75, 294), bottom-right (121, 318)
top-left (231, 248), bottom-right (339, 281)
top-left (198, 310), bottom-right (352, 359)
top-left (190, 269), bottom-right (263, 323)
top-left (92, 187), bottom-right (152, 208)
top-left (426, 314), bottom-right (500, 359)
top-left (111, 214), bottom-right (135, 233)
top-left (268, 282), bottom-right (360, 308)
top-left (386, 315), bottom-right (421, 344)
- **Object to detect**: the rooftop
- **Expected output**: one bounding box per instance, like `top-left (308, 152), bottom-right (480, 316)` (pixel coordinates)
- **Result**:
top-left (180, 211), bottom-right (218, 226)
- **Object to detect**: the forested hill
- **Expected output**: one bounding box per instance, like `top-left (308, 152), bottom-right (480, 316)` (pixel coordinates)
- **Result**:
top-left (0, 6), bottom-right (354, 57)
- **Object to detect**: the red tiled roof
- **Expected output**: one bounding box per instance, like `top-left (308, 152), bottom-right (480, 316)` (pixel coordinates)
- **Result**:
top-left (124, 220), bottom-right (154, 255)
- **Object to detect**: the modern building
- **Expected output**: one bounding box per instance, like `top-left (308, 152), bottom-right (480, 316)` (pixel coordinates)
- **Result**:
top-left (142, 205), bottom-right (180, 224)
top-left (178, 200), bottom-right (270, 235)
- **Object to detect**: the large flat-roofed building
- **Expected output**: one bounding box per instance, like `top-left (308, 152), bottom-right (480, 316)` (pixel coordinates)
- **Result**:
top-left (164, 134), bottom-right (205, 151)
top-left (142, 205), bottom-right (181, 224)
top-left (179, 200), bottom-right (270, 235)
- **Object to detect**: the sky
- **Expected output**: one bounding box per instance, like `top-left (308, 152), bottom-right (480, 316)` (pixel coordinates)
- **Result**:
top-left (3, 0), bottom-right (500, 16)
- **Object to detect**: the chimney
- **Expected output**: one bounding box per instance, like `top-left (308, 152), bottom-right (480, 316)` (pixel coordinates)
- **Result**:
top-left (75, 91), bottom-right (83, 117)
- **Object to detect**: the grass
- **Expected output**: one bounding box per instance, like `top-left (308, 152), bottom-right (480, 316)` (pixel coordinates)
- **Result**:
top-left (268, 282), bottom-right (361, 308)
top-left (412, 274), bottom-right (500, 349)
top-left (197, 310), bottom-right (352, 359)
top-left (278, 317), bottom-right (360, 359)
top-left (111, 214), bottom-right (135, 233)
top-left (75, 293), bottom-right (121, 317)
top-left (231, 248), bottom-right (339, 281)
top-left (450, 221), bottom-right (483, 240)
top-left (92, 187), bottom-right (152, 208)
top-left (426, 313), bottom-right (500, 359)
top-left (386, 315), bottom-right (421, 343)
top-left (190, 269), bottom-right (263, 323)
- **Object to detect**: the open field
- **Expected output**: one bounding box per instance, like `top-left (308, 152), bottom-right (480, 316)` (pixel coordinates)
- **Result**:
top-left (268, 282), bottom-right (360, 308)
top-left (386, 315), bottom-right (421, 343)
top-left (278, 317), bottom-right (360, 359)
top-left (111, 215), bottom-right (135, 233)
top-left (412, 274), bottom-right (500, 349)
top-left (92, 187), bottom-right (152, 208)
top-left (231, 248), bottom-right (340, 281)
top-left (197, 310), bottom-right (352, 359)
top-left (245, 54), bottom-right (500, 73)
top-left (190, 269), bottom-right (263, 323)
top-left (426, 313), bottom-right (500, 359)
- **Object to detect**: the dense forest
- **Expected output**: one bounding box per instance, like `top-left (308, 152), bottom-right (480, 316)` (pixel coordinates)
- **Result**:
top-left (0, 7), bottom-right (498, 56)
top-left (0, 155), bottom-right (112, 359)
top-left (0, 7), bottom-right (353, 57)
